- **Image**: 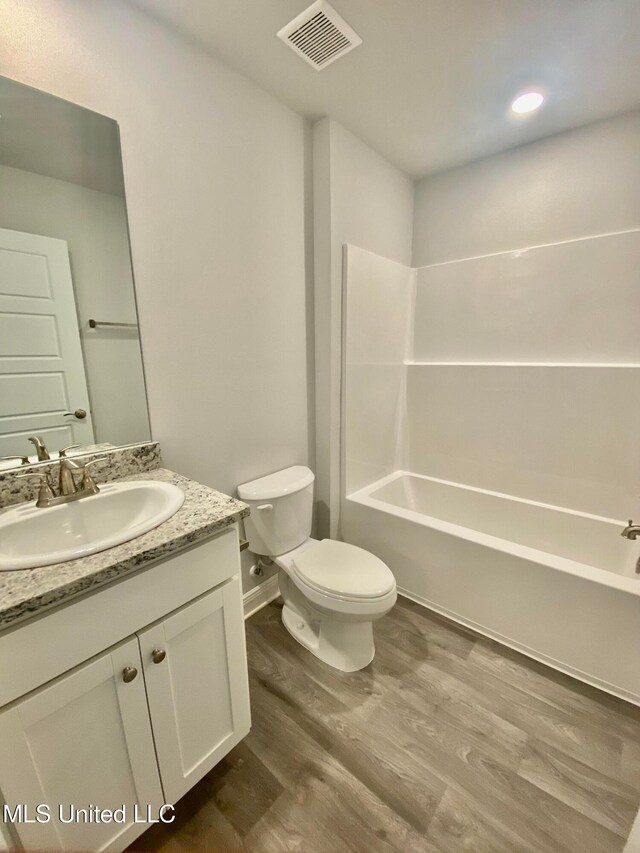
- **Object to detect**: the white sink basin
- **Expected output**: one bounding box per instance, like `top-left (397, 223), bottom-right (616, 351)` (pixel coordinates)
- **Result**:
top-left (0, 481), bottom-right (185, 571)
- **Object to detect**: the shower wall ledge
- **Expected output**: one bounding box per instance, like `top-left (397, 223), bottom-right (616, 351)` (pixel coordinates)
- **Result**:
top-left (405, 361), bottom-right (640, 368)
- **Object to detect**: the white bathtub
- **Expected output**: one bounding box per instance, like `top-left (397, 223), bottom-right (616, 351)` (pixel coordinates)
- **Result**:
top-left (346, 471), bottom-right (640, 703)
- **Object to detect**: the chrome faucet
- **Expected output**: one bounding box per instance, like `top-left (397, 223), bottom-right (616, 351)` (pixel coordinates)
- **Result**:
top-left (18, 460), bottom-right (103, 508)
top-left (621, 520), bottom-right (640, 540)
top-left (28, 435), bottom-right (50, 462)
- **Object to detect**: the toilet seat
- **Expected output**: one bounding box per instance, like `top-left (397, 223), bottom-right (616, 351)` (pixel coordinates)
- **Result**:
top-left (292, 539), bottom-right (395, 600)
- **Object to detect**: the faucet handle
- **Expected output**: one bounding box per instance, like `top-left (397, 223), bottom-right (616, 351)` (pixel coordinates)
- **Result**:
top-left (59, 444), bottom-right (81, 458)
top-left (17, 472), bottom-right (50, 483)
top-left (82, 459), bottom-right (106, 471)
top-left (1, 455), bottom-right (30, 465)
top-left (16, 472), bottom-right (55, 507)
top-left (79, 459), bottom-right (106, 494)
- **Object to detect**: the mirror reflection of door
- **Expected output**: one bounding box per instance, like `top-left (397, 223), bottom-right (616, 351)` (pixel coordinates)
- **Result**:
top-left (0, 226), bottom-right (95, 457)
top-left (0, 75), bottom-right (151, 469)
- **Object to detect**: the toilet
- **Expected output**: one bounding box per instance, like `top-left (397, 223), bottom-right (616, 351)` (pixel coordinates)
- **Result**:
top-left (237, 466), bottom-right (396, 672)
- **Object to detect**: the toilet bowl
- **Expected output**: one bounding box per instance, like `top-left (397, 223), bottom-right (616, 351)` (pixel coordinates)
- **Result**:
top-left (237, 467), bottom-right (396, 672)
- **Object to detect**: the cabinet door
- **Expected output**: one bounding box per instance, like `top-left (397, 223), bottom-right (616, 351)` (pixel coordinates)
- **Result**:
top-left (0, 637), bottom-right (164, 852)
top-left (138, 578), bottom-right (251, 803)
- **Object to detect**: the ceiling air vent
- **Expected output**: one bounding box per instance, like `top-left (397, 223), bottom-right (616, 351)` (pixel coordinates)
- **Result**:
top-left (277, 1), bottom-right (362, 70)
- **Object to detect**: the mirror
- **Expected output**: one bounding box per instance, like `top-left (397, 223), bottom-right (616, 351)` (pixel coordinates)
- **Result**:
top-left (0, 76), bottom-right (151, 470)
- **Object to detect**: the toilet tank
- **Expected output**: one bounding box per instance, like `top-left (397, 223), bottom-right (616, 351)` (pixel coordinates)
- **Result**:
top-left (237, 466), bottom-right (314, 557)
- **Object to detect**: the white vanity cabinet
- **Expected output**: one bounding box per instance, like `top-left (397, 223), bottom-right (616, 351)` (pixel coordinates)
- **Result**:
top-left (0, 526), bottom-right (251, 853)
top-left (0, 637), bottom-right (164, 852)
top-left (138, 581), bottom-right (250, 804)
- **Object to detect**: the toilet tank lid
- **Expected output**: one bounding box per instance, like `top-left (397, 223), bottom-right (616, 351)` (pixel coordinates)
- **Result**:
top-left (237, 466), bottom-right (314, 500)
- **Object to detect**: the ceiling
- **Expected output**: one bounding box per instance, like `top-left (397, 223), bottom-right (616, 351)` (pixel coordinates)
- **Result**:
top-left (128, 0), bottom-right (640, 179)
top-left (0, 76), bottom-right (125, 196)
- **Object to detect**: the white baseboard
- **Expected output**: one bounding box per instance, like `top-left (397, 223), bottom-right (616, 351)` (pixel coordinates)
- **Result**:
top-left (243, 575), bottom-right (280, 619)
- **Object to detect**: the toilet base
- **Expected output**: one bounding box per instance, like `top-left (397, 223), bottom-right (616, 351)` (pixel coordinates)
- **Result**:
top-left (281, 602), bottom-right (375, 672)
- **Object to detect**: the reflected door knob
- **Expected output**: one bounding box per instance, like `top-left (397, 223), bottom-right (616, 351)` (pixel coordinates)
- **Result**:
top-left (64, 409), bottom-right (87, 420)
top-left (151, 649), bottom-right (166, 664)
top-left (122, 666), bottom-right (138, 683)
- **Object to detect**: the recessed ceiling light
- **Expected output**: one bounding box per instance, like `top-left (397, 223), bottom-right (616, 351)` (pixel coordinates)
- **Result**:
top-left (511, 90), bottom-right (545, 114)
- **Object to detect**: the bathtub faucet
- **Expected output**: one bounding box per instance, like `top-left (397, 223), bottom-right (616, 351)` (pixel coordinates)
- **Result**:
top-left (621, 519), bottom-right (640, 540)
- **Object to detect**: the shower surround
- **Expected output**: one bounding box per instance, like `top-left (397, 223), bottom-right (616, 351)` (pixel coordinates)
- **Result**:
top-left (342, 235), bottom-right (640, 704)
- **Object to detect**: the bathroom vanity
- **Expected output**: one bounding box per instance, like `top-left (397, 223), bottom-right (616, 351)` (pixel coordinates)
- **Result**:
top-left (0, 450), bottom-right (251, 852)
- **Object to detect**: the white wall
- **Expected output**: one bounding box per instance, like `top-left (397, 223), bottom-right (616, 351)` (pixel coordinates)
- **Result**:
top-left (342, 237), bottom-right (640, 519)
top-left (405, 363), bottom-right (640, 519)
top-left (0, 0), bottom-right (313, 591)
top-left (343, 246), bottom-right (414, 494)
top-left (0, 164), bottom-right (149, 447)
top-left (406, 112), bottom-right (640, 520)
top-left (313, 118), bottom-right (414, 537)
top-left (412, 110), bottom-right (640, 266)
top-left (412, 230), bottom-right (640, 363)
top-left (342, 112), bottom-right (640, 523)
top-left (408, 227), bottom-right (640, 519)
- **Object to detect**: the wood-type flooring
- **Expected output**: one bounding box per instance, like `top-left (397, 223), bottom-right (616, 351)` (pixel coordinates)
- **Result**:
top-left (132, 596), bottom-right (640, 852)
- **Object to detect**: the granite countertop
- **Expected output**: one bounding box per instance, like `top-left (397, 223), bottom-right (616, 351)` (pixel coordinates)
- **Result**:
top-left (0, 468), bottom-right (249, 630)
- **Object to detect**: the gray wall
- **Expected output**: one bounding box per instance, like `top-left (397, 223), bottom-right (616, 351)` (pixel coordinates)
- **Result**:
top-left (0, 0), bottom-right (314, 592)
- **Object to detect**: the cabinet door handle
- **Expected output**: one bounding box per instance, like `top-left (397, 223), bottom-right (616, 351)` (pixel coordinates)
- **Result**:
top-left (122, 666), bottom-right (138, 683)
top-left (151, 648), bottom-right (166, 664)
